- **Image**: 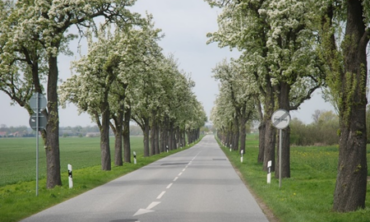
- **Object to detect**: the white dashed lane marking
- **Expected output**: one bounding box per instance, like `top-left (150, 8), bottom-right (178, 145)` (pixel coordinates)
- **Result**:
top-left (166, 183), bottom-right (173, 189)
top-left (157, 191), bottom-right (166, 199)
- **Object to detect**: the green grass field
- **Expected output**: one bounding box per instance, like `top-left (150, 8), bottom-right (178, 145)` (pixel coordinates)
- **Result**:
top-left (0, 136), bottom-right (145, 186)
top-left (220, 134), bottom-right (370, 222)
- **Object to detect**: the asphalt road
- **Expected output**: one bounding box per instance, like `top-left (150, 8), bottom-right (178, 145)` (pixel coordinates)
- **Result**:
top-left (21, 135), bottom-right (269, 222)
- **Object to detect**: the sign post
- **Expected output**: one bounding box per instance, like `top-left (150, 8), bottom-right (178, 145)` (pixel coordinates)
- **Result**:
top-left (271, 109), bottom-right (291, 188)
top-left (28, 92), bottom-right (47, 196)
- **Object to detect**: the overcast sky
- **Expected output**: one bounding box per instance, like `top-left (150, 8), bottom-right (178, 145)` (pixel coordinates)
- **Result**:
top-left (0, 0), bottom-right (334, 127)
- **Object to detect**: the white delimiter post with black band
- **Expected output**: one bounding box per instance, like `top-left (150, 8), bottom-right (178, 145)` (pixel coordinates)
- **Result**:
top-left (271, 109), bottom-right (291, 188)
top-left (133, 151), bottom-right (137, 164)
top-left (267, 160), bottom-right (272, 184)
top-left (68, 164), bottom-right (73, 188)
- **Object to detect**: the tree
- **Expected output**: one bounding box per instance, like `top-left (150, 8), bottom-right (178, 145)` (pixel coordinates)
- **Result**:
top-left (0, 0), bottom-right (140, 188)
top-left (367, 107), bottom-right (370, 144)
top-left (263, 0), bottom-right (325, 178)
top-left (130, 19), bottom-right (164, 157)
top-left (320, 0), bottom-right (369, 212)
top-left (60, 27), bottom-right (120, 170)
top-left (61, 17), bottom-right (160, 167)
top-left (206, 0), bottom-right (325, 179)
top-left (212, 59), bottom-right (256, 153)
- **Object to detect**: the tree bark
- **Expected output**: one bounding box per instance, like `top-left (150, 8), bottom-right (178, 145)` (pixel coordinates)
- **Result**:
top-left (143, 118), bottom-right (150, 157)
top-left (45, 55), bottom-right (62, 188)
top-left (150, 118), bottom-right (156, 155)
top-left (169, 122), bottom-right (175, 150)
top-left (155, 124), bottom-right (160, 154)
top-left (232, 116), bottom-right (239, 151)
top-left (256, 96), bottom-right (265, 164)
top-left (275, 82), bottom-right (291, 178)
top-left (160, 125), bottom-right (165, 153)
top-left (123, 107), bottom-right (131, 163)
top-left (333, 0), bottom-right (368, 212)
top-left (258, 122), bottom-right (266, 164)
top-left (239, 115), bottom-right (247, 154)
top-left (263, 77), bottom-right (276, 171)
top-left (112, 111), bottom-right (123, 166)
top-left (100, 102), bottom-right (111, 171)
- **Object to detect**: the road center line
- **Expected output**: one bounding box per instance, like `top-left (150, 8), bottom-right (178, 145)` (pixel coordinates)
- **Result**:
top-left (178, 172), bottom-right (183, 176)
top-left (157, 191), bottom-right (166, 199)
top-left (166, 183), bottom-right (173, 189)
top-left (182, 168), bottom-right (186, 172)
top-left (146, 201), bottom-right (160, 210)
top-left (173, 177), bottom-right (178, 181)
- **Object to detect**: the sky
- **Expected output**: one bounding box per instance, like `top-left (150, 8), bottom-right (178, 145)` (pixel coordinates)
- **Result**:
top-left (0, 0), bottom-right (334, 127)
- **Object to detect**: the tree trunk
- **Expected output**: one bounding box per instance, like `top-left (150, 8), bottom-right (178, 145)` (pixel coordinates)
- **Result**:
top-left (169, 122), bottom-right (175, 150)
top-left (239, 116), bottom-right (247, 154)
top-left (258, 122), bottom-right (266, 164)
top-left (113, 111), bottom-right (123, 166)
top-left (232, 116), bottom-right (239, 151)
top-left (182, 129), bottom-right (186, 146)
top-left (100, 102), bottom-right (111, 171)
top-left (150, 119), bottom-right (156, 155)
top-left (45, 55), bottom-right (61, 188)
top-left (263, 120), bottom-right (276, 172)
top-left (275, 82), bottom-right (291, 178)
top-left (123, 108), bottom-right (131, 163)
top-left (160, 125), bottom-right (165, 153)
top-left (226, 126), bottom-right (232, 147)
top-left (263, 78), bottom-right (276, 171)
top-left (143, 118), bottom-right (150, 157)
top-left (256, 96), bottom-right (265, 164)
top-left (187, 131), bottom-right (192, 144)
top-left (175, 127), bottom-right (180, 149)
top-left (333, 0), bottom-right (368, 212)
top-left (155, 124), bottom-right (160, 154)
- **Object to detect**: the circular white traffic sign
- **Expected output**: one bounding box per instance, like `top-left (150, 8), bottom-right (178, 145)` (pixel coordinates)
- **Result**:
top-left (272, 109), bottom-right (291, 129)
top-left (29, 93), bottom-right (47, 111)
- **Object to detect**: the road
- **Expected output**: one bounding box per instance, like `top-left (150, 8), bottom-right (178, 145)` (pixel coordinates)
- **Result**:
top-left (21, 135), bottom-right (269, 222)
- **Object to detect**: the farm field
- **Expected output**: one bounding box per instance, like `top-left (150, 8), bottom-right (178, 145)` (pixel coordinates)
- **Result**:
top-left (0, 136), bottom-right (144, 186)
top-left (220, 134), bottom-right (370, 222)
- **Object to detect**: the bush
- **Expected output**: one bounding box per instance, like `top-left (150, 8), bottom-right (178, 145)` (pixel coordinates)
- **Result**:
top-left (290, 110), bottom-right (339, 146)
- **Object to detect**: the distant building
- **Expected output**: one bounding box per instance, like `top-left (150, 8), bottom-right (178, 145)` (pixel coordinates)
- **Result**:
top-left (86, 132), bottom-right (100, 137)
top-left (9, 131), bottom-right (24, 137)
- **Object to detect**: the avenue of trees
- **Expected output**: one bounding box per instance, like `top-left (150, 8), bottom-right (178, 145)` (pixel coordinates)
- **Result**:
top-left (206, 0), bottom-right (369, 212)
top-left (0, 1), bottom-right (206, 189)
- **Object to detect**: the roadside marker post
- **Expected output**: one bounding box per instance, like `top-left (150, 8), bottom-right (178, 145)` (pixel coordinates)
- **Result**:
top-left (271, 109), bottom-right (291, 188)
top-left (166, 145), bottom-right (169, 153)
top-left (68, 164), bottom-right (73, 188)
top-left (133, 151), bottom-right (137, 164)
top-left (240, 149), bottom-right (244, 163)
top-left (267, 160), bottom-right (272, 184)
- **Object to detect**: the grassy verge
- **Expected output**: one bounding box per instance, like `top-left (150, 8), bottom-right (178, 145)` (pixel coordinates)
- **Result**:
top-left (218, 134), bottom-right (370, 222)
top-left (0, 136), bottom-right (201, 222)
